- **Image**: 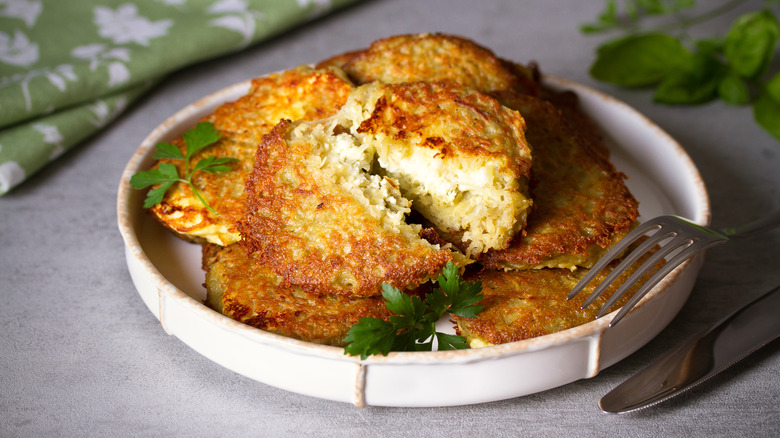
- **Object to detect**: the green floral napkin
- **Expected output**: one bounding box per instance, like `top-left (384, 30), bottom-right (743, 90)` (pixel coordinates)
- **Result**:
top-left (0, 0), bottom-right (358, 196)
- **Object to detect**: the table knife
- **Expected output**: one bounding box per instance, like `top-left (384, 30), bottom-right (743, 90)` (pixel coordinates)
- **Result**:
top-left (599, 283), bottom-right (780, 414)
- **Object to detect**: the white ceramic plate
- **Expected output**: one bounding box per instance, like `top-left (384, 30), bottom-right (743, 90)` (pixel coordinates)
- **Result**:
top-left (117, 75), bottom-right (710, 407)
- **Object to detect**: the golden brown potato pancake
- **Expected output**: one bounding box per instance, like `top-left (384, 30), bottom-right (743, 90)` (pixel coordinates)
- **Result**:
top-left (315, 48), bottom-right (364, 70)
top-left (203, 243), bottom-right (392, 346)
top-left (341, 81), bottom-right (534, 257)
top-left (148, 66), bottom-right (353, 246)
top-left (336, 33), bottom-right (541, 96)
top-left (479, 92), bottom-right (639, 270)
top-left (541, 86), bottom-right (612, 160)
top-left (453, 246), bottom-right (662, 347)
top-left (238, 119), bottom-right (466, 297)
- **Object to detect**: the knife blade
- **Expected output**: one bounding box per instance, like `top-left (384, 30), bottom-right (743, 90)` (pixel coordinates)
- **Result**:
top-left (599, 283), bottom-right (780, 414)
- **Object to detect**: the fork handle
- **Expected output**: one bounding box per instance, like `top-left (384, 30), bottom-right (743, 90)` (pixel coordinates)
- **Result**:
top-left (724, 210), bottom-right (780, 238)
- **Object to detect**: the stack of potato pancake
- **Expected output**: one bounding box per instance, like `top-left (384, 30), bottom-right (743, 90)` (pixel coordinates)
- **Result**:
top-left (143, 34), bottom-right (650, 348)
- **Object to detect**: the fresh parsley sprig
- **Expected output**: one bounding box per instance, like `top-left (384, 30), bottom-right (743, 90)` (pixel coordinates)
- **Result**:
top-left (581, 0), bottom-right (780, 140)
top-left (130, 121), bottom-right (236, 214)
top-left (343, 262), bottom-right (484, 360)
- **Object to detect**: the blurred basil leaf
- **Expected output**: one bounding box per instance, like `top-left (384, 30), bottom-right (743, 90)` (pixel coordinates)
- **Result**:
top-left (766, 70), bottom-right (780, 101)
top-left (724, 9), bottom-right (779, 79)
top-left (654, 53), bottom-right (724, 104)
top-left (754, 94), bottom-right (780, 140)
top-left (719, 71), bottom-right (752, 105)
top-left (590, 33), bottom-right (692, 87)
top-left (753, 73), bottom-right (780, 140)
top-left (695, 36), bottom-right (724, 55)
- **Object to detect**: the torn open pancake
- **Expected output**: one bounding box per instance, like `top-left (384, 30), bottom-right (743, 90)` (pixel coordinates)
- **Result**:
top-left (238, 119), bottom-right (467, 297)
top-left (342, 81), bottom-right (533, 257)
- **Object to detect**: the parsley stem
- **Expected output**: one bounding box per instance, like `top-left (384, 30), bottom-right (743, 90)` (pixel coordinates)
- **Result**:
top-left (186, 175), bottom-right (219, 216)
top-left (192, 187), bottom-right (218, 216)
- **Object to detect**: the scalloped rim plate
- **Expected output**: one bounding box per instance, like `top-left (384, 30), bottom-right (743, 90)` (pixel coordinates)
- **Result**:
top-left (117, 74), bottom-right (710, 407)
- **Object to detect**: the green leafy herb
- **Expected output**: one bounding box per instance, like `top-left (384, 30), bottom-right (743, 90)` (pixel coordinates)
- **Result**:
top-left (582, 0), bottom-right (780, 140)
top-left (589, 33), bottom-right (692, 87)
top-left (654, 52), bottom-right (725, 104)
top-left (718, 70), bottom-right (752, 104)
top-left (723, 9), bottom-right (779, 79)
top-left (130, 121), bottom-right (236, 213)
top-left (754, 72), bottom-right (780, 139)
top-left (343, 262), bottom-right (484, 360)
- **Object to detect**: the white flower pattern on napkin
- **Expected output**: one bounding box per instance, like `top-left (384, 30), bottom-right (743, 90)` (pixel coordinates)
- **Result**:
top-left (93, 4), bottom-right (173, 46)
top-left (0, 0), bottom-right (42, 28)
top-left (72, 44), bottom-right (132, 87)
top-left (297, 0), bottom-right (333, 19)
top-left (32, 123), bottom-right (65, 159)
top-left (209, 0), bottom-right (266, 49)
top-left (1, 64), bottom-right (77, 111)
top-left (89, 96), bottom-right (129, 128)
top-left (0, 0), bottom-right (353, 196)
top-left (0, 160), bottom-right (26, 194)
top-left (0, 30), bottom-right (38, 67)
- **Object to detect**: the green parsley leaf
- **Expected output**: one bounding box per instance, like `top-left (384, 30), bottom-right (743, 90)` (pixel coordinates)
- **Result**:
top-left (343, 262), bottom-right (484, 359)
top-left (437, 262), bottom-right (484, 317)
top-left (435, 332), bottom-right (469, 351)
top-left (384, 284), bottom-right (427, 328)
top-left (723, 9), bottom-right (779, 79)
top-left (130, 121), bottom-right (233, 214)
top-left (130, 162), bottom-right (179, 189)
top-left (408, 327), bottom-right (435, 351)
top-left (422, 287), bottom-right (450, 321)
top-left (151, 142), bottom-right (185, 160)
top-left (448, 281), bottom-right (485, 318)
top-left (343, 318), bottom-right (397, 360)
top-left (193, 156), bottom-right (238, 173)
top-left (143, 181), bottom-right (175, 208)
top-left (436, 261), bottom-right (461, 296)
top-left (183, 122), bottom-right (222, 158)
top-left (590, 33), bottom-right (692, 87)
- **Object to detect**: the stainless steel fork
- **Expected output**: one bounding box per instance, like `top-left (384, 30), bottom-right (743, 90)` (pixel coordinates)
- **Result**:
top-left (567, 210), bottom-right (780, 327)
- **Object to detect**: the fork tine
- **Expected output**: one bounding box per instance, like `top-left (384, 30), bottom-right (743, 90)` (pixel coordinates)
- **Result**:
top-left (567, 217), bottom-right (667, 301)
top-left (605, 235), bottom-right (730, 326)
top-left (594, 234), bottom-right (695, 318)
top-left (579, 229), bottom-right (673, 308)
top-left (605, 241), bottom-right (709, 326)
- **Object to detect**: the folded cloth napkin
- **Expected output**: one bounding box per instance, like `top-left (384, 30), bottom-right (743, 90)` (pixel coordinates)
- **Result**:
top-left (0, 0), bottom-right (359, 196)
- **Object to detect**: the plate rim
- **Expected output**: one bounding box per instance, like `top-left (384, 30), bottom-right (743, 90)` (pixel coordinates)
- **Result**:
top-left (116, 73), bottom-right (710, 405)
